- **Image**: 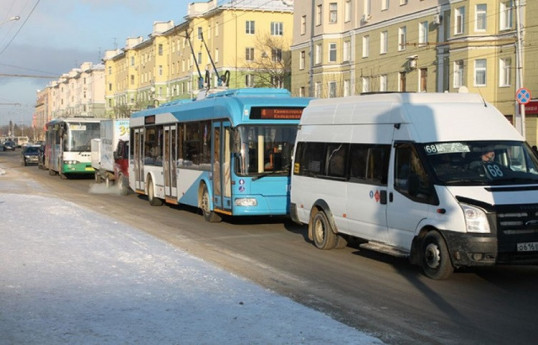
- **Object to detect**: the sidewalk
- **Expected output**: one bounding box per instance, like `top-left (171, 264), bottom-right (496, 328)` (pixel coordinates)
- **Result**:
top-left (0, 165), bottom-right (385, 345)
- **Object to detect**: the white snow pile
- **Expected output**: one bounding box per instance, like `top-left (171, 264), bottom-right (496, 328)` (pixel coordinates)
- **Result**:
top-left (0, 193), bottom-right (385, 345)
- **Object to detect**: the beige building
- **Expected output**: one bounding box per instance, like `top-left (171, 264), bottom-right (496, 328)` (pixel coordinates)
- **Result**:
top-left (44, 62), bottom-right (106, 120)
top-left (103, 0), bottom-right (295, 117)
top-left (291, 0), bottom-right (538, 145)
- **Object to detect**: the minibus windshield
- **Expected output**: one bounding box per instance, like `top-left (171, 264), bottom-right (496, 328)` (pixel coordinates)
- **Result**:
top-left (423, 141), bottom-right (538, 185)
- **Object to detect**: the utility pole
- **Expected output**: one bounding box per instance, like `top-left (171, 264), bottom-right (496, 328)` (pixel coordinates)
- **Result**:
top-left (515, 0), bottom-right (526, 136)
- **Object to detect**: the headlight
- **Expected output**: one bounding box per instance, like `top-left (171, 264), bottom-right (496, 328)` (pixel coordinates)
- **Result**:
top-left (234, 198), bottom-right (257, 207)
top-left (461, 204), bottom-right (490, 233)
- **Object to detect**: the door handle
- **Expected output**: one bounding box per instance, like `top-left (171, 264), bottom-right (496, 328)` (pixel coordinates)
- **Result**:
top-left (380, 190), bottom-right (387, 205)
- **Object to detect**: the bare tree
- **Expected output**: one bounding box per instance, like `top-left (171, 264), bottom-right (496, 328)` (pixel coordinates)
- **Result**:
top-left (245, 33), bottom-right (291, 90)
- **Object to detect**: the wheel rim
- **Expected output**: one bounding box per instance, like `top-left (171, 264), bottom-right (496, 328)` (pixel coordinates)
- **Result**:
top-left (314, 216), bottom-right (325, 243)
top-left (425, 243), bottom-right (441, 269)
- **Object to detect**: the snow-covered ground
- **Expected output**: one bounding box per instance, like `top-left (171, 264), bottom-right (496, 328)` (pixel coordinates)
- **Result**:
top-left (0, 165), bottom-right (385, 344)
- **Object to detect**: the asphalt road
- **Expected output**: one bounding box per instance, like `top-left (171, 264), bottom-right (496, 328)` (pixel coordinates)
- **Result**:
top-left (3, 150), bottom-right (538, 345)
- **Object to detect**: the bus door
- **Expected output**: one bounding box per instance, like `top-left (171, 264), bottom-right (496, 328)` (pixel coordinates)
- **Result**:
top-left (163, 125), bottom-right (178, 202)
top-left (212, 121), bottom-right (232, 213)
top-left (133, 128), bottom-right (145, 191)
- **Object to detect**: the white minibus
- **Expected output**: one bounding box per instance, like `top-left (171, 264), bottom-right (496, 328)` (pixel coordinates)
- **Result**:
top-left (290, 92), bottom-right (538, 279)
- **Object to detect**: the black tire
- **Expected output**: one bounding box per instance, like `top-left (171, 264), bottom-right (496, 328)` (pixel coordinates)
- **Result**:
top-left (310, 209), bottom-right (337, 250)
top-left (147, 177), bottom-right (163, 206)
top-left (422, 231), bottom-right (454, 280)
top-left (201, 184), bottom-right (221, 223)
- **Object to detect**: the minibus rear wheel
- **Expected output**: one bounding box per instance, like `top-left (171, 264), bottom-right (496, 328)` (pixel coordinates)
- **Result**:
top-left (311, 209), bottom-right (337, 250)
top-left (422, 231), bottom-right (454, 280)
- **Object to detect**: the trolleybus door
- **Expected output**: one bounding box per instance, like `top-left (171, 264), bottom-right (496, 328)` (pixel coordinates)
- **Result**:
top-left (133, 128), bottom-right (145, 191)
top-left (163, 125), bottom-right (178, 201)
top-left (212, 121), bottom-right (232, 213)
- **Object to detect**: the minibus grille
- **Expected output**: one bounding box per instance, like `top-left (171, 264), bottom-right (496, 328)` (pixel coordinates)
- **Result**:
top-left (495, 204), bottom-right (538, 256)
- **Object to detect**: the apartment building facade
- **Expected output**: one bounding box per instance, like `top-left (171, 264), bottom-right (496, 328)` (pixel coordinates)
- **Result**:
top-left (291, 0), bottom-right (538, 145)
top-left (103, 0), bottom-right (295, 117)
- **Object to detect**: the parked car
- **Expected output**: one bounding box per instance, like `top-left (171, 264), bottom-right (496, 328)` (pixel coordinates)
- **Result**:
top-left (21, 145), bottom-right (40, 166)
top-left (4, 140), bottom-right (16, 151)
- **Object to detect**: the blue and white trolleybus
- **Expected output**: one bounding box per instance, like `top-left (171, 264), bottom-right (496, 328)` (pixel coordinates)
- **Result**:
top-left (128, 88), bottom-right (311, 222)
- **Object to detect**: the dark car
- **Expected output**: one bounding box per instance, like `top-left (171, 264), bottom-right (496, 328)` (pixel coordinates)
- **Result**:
top-left (3, 140), bottom-right (16, 151)
top-left (21, 145), bottom-right (40, 166)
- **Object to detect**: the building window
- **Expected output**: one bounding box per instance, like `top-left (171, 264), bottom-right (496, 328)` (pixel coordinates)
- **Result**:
top-left (399, 72), bottom-right (406, 92)
top-left (345, 0), bottom-right (351, 22)
top-left (159, 65), bottom-right (163, 76)
top-left (329, 43), bottom-right (337, 62)
top-left (245, 74), bottom-right (254, 87)
top-left (500, 1), bottom-right (513, 30)
top-left (215, 48), bottom-right (219, 63)
top-left (476, 4), bottom-right (487, 31)
top-left (398, 26), bottom-right (407, 51)
top-left (130, 57), bottom-right (135, 66)
top-left (130, 75), bottom-right (134, 85)
top-left (343, 41), bottom-right (351, 62)
top-left (315, 82), bottom-right (321, 98)
top-left (328, 81), bottom-right (337, 98)
top-left (380, 31), bottom-right (388, 54)
top-left (271, 22), bottom-right (283, 36)
top-left (315, 43), bottom-right (322, 64)
top-left (499, 58), bottom-right (511, 87)
top-left (246, 20), bottom-right (255, 34)
top-left (454, 60), bottom-right (464, 88)
top-left (300, 50), bottom-right (305, 70)
top-left (400, 0), bottom-right (408, 5)
top-left (299, 86), bottom-right (305, 97)
top-left (197, 52), bottom-right (202, 64)
top-left (344, 80), bottom-right (350, 97)
top-left (420, 68), bottom-right (428, 92)
top-left (198, 27), bottom-right (203, 39)
top-left (329, 3), bottom-right (338, 23)
top-left (362, 35), bottom-right (369, 58)
top-left (158, 44), bottom-right (163, 56)
top-left (301, 15), bottom-right (307, 35)
top-left (419, 21), bottom-right (428, 45)
top-left (272, 48), bottom-right (282, 62)
top-left (316, 4), bottom-right (322, 26)
top-left (381, 0), bottom-right (389, 11)
top-left (364, 0), bottom-right (371, 16)
top-left (455, 6), bottom-right (465, 35)
top-left (474, 59), bottom-right (487, 86)
top-left (362, 77), bottom-right (370, 93)
top-left (246, 48), bottom-right (254, 61)
top-left (379, 75), bottom-right (387, 92)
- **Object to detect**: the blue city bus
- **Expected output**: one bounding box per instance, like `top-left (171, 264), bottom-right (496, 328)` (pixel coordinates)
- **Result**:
top-left (128, 88), bottom-right (312, 222)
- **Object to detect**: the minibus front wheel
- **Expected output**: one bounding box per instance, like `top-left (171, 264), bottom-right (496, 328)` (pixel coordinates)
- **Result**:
top-left (310, 208), bottom-right (338, 250)
top-left (422, 231), bottom-right (454, 280)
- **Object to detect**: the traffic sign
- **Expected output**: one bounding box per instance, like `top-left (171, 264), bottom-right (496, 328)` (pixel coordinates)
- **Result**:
top-left (516, 88), bottom-right (532, 105)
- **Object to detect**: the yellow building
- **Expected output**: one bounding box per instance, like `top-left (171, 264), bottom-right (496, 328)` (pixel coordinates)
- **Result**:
top-left (292, 0), bottom-right (538, 145)
top-left (103, 0), bottom-right (295, 117)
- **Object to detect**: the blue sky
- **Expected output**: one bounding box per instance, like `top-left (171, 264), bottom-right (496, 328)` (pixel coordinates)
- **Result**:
top-left (0, 0), bottom-right (190, 127)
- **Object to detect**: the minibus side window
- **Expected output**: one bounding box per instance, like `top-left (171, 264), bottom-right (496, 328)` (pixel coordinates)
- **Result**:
top-left (394, 144), bottom-right (434, 203)
top-left (297, 142), bottom-right (325, 177)
top-left (349, 144), bottom-right (390, 186)
top-left (326, 143), bottom-right (348, 178)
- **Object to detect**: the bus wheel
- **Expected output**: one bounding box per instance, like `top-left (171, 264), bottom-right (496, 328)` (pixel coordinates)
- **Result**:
top-left (147, 177), bottom-right (163, 206)
top-left (201, 185), bottom-right (221, 223)
top-left (311, 209), bottom-right (337, 250)
top-left (422, 231), bottom-right (454, 280)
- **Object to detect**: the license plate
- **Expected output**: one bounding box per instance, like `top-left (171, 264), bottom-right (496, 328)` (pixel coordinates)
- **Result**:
top-left (517, 242), bottom-right (538, 252)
